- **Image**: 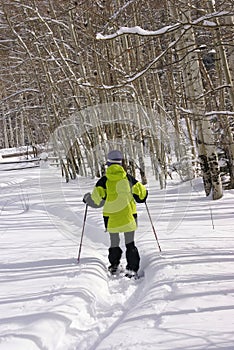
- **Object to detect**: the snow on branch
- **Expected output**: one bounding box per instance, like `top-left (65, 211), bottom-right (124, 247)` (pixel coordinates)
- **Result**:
top-left (96, 11), bottom-right (232, 40)
top-left (96, 23), bottom-right (181, 40)
top-left (205, 110), bottom-right (234, 116)
top-left (178, 106), bottom-right (234, 117)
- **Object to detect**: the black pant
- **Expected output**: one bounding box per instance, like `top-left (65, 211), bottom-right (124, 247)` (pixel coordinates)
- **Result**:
top-left (108, 239), bottom-right (140, 272)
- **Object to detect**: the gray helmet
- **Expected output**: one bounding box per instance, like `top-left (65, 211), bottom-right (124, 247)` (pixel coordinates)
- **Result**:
top-left (106, 150), bottom-right (123, 166)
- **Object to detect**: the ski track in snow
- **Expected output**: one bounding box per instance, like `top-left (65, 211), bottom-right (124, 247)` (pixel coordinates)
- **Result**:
top-left (0, 167), bottom-right (234, 349)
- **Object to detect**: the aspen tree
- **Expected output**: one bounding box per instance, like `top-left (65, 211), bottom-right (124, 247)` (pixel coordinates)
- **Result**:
top-left (169, 0), bottom-right (223, 199)
top-left (207, 0), bottom-right (234, 188)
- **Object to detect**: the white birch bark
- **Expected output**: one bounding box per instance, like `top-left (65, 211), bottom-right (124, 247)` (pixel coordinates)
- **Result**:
top-left (209, 2), bottom-right (234, 188)
top-left (170, 0), bottom-right (223, 199)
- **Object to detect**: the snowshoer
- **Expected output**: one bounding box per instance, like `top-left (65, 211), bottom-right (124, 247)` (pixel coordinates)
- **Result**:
top-left (83, 150), bottom-right (148, 277)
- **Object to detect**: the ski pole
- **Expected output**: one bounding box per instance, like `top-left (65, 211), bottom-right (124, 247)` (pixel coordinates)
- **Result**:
top-left (77, 204), bottom-right (88, 263)
top-left (145, 202), bottom-right (162, 252)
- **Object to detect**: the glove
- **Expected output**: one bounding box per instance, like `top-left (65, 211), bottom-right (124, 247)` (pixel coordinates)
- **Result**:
top-left (83, 192), bottom-right (105, 208)
top-left (83, 192), bottom-right (91, 204)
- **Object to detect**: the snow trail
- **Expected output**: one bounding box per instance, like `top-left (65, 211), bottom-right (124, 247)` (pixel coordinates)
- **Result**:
top-left (0, 167), bottom-right (233, 349)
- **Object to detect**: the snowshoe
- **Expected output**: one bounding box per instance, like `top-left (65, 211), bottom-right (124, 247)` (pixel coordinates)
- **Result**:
top-left (125, 270), bottom-right (139, 280)
top-left (108, 264), bottom-right (120, 275)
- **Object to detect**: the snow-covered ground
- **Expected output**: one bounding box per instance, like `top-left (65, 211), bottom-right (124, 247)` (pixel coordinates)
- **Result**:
top-left (0, 161), bottom-right (233, 350)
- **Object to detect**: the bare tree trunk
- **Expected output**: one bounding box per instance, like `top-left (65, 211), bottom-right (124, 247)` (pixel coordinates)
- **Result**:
top-left (171, 0), bottom-right (223, 199)
top-left (3, 113), bottom-right (10, 149)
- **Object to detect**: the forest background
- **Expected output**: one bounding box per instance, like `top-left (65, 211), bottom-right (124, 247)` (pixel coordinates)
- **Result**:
top-left (0, 0), bottom-right (234, 200)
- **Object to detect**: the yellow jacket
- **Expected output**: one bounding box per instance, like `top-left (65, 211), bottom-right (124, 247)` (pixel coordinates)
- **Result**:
top-left (91, 164), bottom-right (148, 233)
